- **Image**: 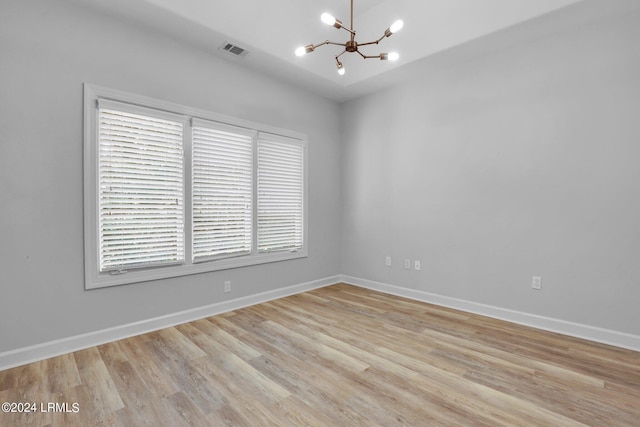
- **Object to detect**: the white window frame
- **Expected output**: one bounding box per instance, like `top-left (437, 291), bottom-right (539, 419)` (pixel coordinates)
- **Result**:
top-left (84, 84), bottom-right (308, 289)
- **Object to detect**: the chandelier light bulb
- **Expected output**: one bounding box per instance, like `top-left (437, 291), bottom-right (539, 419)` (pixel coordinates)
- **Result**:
top-left (295, 45), bottom-right (315, 56)
top-left (388, 52), bottom-right (399, 61)
top-left (321, 12), bottom-right (336, 26)
top-left (389, 19), bottom-right (404, 34)
top-left (337, 63), bottom-right (345, 75)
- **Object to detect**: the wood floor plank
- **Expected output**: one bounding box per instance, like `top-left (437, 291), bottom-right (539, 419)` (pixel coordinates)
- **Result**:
top-left (116, 337), bottom-right (182, 400)
top-left (44, 353), bottom-right (82, 395)
top-left (191, 319), bottom-right (263, 362)
top-left (1, 283), bottom-right (639, 426)
top-left (73, 347), bottom-right (125, 415)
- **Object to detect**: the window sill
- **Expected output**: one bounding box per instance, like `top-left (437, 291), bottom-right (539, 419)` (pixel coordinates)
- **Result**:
top-left (85, 250), bottom-right (308, 290)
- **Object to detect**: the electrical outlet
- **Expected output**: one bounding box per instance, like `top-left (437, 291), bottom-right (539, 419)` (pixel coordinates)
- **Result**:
top-left (404, 259), bottom-right (411, 270)
top-left (385, 256), bottom-right (391, 267)
top-left (414, 260), bottom-right (421, 271)
top-left (532, 276), bottom-right (542, 290)
top-left (224, 280), bottom-right (231, 293)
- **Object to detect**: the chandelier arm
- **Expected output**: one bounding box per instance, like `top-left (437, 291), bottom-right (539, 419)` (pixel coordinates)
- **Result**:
top-left (307, 40), bottom-right (346, 51)
top-left (336, 50), bottom-right (347, 59)
top-left (358, 51), bottom-right (384, 60)
top-left (312, 40), bottom-right (331, 49)
top-left (358, 35), bottom-right (386, 47)
top-left (338, 26), bottom-right (356, 36)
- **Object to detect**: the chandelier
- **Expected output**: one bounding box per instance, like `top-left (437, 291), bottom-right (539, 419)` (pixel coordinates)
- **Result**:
top-left (295, 0), bottom-right (404, 76)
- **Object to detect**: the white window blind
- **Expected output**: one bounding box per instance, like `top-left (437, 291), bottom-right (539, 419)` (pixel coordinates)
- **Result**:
top-left (192, 119), bottom-right (254, 261)
top-left (85, 85), bottom-right (307, 289)
top-left (257, 133), bottom-right (304, 253)
top-left (97, 99), bottom-right (185, 272)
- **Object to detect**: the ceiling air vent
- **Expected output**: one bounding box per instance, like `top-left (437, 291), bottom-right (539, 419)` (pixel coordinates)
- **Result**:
top-left (219, 42), bottom-right (250, 58)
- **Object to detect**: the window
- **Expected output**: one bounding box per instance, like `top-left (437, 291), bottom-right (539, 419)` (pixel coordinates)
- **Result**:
top-left (97, 100), bottom-right (186, 272)
top-left (257, 134), bottom-right (305, 253)
top-left (84, 84), bottom-right (307, 289)
top-left (191, 120), bottom-right (254, 262)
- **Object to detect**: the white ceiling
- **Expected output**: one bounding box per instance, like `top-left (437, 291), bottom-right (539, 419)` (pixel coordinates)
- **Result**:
top-left (75, 0), bottom-right (640, 102)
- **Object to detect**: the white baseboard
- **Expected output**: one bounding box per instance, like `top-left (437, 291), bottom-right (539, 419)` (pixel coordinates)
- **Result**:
top-left (0, 275), bottom-right (341, 371)
top-left (3, 273), bottom-right (638, 372)
top-left (340, 275), bottom-right (640, 352)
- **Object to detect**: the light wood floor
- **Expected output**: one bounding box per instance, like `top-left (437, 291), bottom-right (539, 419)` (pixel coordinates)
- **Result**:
top-left (1, 284), bottom-right (639, 426)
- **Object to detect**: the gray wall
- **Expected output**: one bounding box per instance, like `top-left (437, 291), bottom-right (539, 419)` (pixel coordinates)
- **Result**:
top-left (0, 0), bottom-right (342, 353)
top-left (341, 8), bottom-right (640, 335)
